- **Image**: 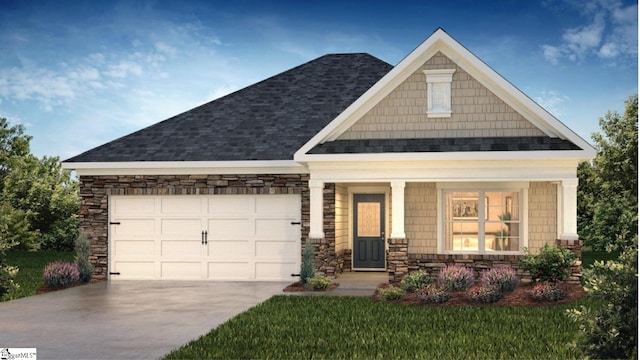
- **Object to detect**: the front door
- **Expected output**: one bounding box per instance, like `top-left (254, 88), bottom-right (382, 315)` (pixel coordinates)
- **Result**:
top-left (353, 194), bottom-right (385, 269)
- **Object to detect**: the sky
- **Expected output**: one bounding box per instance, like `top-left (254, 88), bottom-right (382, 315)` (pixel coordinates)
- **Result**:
top-left (0, 0), bottom-right (637, 160)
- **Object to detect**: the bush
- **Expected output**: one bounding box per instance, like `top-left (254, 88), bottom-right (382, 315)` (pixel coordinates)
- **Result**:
top-left (518, 243), bottom-right (576, 283)
top-left (438, 265), bottom-right (475, 291)
top-left (75, 232), bottom-right (93, 283)
top-left (305, 276), bottom-right (332, 291)
top-left (481, 266), bottom-right (518, 292)
top-left (466, 284), bottom-right (503, 303)
top-left (401, 270), bottom-right (432, 292)
top-left (528, 281), bottom-right (567, 301)
top-left (43, 261), bottom-right (79, 289)
top-left (417, 284), bottom-right (451, 304)
top-left (378, 286), bottom-right (405, 301)
top-left (300, 241), bottom-right (315, 285)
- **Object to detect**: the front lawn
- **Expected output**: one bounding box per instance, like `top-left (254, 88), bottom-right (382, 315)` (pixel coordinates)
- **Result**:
top-left (1, 250), bottom-right (75, 301)
top-left (165, 295), bottom-right (596, 359)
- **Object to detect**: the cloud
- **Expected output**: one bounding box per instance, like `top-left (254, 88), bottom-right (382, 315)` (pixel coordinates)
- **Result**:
top-left (535, 90), bottom-right (570, 117)
top-left (541, 0), bottom-right (637, 64)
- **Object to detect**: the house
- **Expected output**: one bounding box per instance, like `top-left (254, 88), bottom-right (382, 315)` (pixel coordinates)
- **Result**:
top-left (62, 28), bottom-right (595, 283)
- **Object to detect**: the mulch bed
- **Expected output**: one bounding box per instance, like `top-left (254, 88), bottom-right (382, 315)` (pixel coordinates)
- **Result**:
top-left (374, 282), bottom-right (585, 306)
top-left (283, 281), bottom-right (340, 292)
top-left (36, 278), bottom-right (105, 295)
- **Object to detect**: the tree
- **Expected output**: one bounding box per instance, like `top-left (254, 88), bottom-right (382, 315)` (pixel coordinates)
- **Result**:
top-left (0, 118), bottom-right (79, 251)
top-left (579, 94), bottom-right (638, 250)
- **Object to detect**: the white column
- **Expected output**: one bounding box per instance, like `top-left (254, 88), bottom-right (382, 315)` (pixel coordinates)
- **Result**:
top-left (390, 180), bottom-right (406, 239)
top-left (309, 180), bottom-right (325, 239)
top-left (560, 178), bottom-right (579, 240)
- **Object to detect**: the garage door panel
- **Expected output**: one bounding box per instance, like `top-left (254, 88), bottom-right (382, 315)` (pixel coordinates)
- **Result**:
top-left (208, 219), bottom-right (252, 239)
top-left (161, 197), bottom-right (202, 214)
top-left (112, 197), bottom-right (156, 215)
top-left (161, 262), bottom-right (201, 279)
top-left (161, 240), bottom-right (202, 257)
top-left (113, 219), bottom-right (155, 238)
top-left (255, 262), bottom-right (297, 281)
top-left (113, 240), bottom-right (155, 258)
top-left (114, 262), bottom-right (155, 279)
top-left (256, 196), bottom-right (299, 216)
top-left (255, 241), bottom-right (297, 257)
top-left (208, 262), bottom-right (250, 280)
top-left (255, 219), bottom-right (298, 240)
top-left (208, 241), bottom-right (250, 257)
top-left (161, 219), bottom-right (201, 236)
top-left (209, 197), bottom-right (254, 215)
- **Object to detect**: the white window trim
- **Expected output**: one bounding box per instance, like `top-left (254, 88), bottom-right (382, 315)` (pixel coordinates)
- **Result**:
top-left (436, 182), bottom-right (529, 255)
top-left (424, 69), bottom-right (455, 118)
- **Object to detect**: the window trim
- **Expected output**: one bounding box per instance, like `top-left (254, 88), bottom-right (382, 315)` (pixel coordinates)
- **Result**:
top-left (423, 69), bottom-right (456, 118)
top-left (436, 182), bottom-right (529, 255)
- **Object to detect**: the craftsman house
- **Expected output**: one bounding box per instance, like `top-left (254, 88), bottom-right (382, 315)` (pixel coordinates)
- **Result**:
top-left (63, 29), bottom-right (594, 282)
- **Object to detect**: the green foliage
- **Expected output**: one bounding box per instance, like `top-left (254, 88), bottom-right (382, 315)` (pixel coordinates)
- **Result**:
top-left (529, 282), bottom-right (567, 302)
top-left (42, 261), bottom-right (79, 289)
top-left (304, 276), bottom-right (332, 291)
top-left (569, 235), bottom-right (638, 359)
top-left (164, 295), bottom-right (590, 359)
top-left (519, 243), bottom-right (576, 283)
top-left (299, 240), bottom-right (315, 285)
top-left (1, 250), bottom-right (75, 301)
top-left (378, 286), bottom-right (405, 301)
top-left (0, 118), bottom-right (32, 189)
top-left (75, 232), bottom-right (93, 283)
top-left (401, 270), bottom-right (432, 292)
top-left (438, 264), bottom-right (475, 291)
top-left (578, 94), bottom-right (638, 250)
top-left (466, 284), bottom-right (503, 303)
top-left (417, 284), bottom-right (451, 304)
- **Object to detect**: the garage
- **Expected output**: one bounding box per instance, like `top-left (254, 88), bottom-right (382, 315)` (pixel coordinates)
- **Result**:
top-left (108, 194), bottom-right (301, 281)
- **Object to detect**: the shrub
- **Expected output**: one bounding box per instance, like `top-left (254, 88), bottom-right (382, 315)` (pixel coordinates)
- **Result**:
top-left (401, 270), bottom-right (432, 292)
top-left (438, 265), bottom-right (475, 291)
top-left (528, 281), bottom-right (567, 301)
top-left (378, 286), bottom-right (405, 301)
top-left (43, 261), bottom-right (79, 289)
top-left (75, 232), bottom-right (93, 283)
top-left (305, 276), bottom-right (332, 291)
top-left (417, 284), bottom-right (451, 304)
top-left (300, 241), bottom-right (315, 285)
top-left (518, 243), bottom-right (577, 283)
top-left (481, 266), bottom-right (518, 292)
top-left (467, 284), bottom-right (503, 303)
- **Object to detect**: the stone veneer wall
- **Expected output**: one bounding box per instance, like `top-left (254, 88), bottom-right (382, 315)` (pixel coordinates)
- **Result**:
top-left (79, 174), bottom-right (310, 279)
top-left (309, 183), bottom-right (343, 277)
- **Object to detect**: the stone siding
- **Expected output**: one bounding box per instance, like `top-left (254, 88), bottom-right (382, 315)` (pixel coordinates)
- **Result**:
top-left (338, 51), bottom-right (545, 140)
top-left (79, 174), bottom-right (310, 279)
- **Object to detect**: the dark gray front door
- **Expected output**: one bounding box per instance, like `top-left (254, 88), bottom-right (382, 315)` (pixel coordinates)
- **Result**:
top-left (353, 194), bottom-right (385, 269)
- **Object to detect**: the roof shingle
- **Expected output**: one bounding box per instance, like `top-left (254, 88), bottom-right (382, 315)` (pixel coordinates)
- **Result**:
top-left (65, 53), bottom-right (393, 162)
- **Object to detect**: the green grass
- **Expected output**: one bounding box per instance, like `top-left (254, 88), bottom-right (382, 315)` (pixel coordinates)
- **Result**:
top-left (165, 296), bottom-right (597, 359)
top-left (2, 250), bottom-right (75, 301)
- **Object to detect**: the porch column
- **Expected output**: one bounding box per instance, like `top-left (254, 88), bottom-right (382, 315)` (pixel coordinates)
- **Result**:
top-left (559, 178), bottom-right (579, 240)
top-left (390, 180), bottom-right (406, 239)
top-left (309, 180), bottom-right (325, 239)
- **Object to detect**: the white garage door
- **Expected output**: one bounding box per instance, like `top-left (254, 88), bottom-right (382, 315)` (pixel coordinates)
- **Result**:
top-left (109, 194), bottom-right (301, 281)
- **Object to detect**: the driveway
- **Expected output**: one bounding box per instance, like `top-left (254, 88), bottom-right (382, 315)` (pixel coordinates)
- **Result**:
top-left (0, 280), bottom-right (288, 359)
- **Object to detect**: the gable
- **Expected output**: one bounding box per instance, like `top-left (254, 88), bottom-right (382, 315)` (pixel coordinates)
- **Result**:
top-left (295, 28), bottom-right (596, 162)
top-left (338, 52), bottom-right (546, 141)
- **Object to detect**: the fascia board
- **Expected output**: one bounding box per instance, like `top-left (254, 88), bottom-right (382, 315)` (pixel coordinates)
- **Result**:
top-left (62, 160), bottom-right (309, 176)
top-left (297, 150), bottom-right (594, 163)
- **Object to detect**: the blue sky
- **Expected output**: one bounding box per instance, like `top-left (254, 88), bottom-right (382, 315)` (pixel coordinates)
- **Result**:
top-left (0, 0), bottom-right (637, 159)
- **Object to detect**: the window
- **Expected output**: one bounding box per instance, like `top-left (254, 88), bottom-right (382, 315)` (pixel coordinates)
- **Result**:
top-left (423, 69), bottom-right (455, 117)
top-left (438, 184), bottom-right (528, 254)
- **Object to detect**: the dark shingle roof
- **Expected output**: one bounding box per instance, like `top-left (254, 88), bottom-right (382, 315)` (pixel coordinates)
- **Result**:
top-left (307, 137), bottom-right (582, 154)
top-left (65, 53), bottom-right (393, 162)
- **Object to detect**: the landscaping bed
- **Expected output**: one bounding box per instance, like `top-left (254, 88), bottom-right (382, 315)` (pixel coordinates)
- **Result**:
top-left (282, 281), bottom-right (339, 292)
top-left (375, 281), bottom-right (585, 306)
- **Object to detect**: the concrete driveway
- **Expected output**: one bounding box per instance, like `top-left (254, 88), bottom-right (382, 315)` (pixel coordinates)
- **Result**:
top-left (0, 280), bottom-right (288, 359)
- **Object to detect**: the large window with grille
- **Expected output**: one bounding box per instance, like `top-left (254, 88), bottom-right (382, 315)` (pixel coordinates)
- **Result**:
top-left (439, 185), bottom-right (527, 254)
